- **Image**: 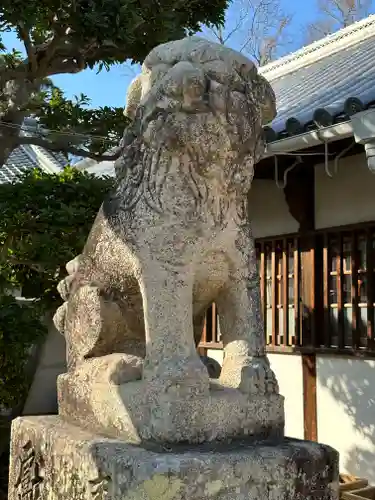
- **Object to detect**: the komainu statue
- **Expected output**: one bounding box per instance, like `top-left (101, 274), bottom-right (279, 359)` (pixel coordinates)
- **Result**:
top-left (54, 36), bottom-right (284, 444)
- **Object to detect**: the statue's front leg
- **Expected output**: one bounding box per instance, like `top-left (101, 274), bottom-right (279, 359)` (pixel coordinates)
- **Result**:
top-left (140, 263), bottom-right (210, 398)
top-left (217, 225), bottom-right (279, 396)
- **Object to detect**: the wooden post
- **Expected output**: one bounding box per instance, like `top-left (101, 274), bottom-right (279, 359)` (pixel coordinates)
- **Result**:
top-left (302, 353), bottom-right (318, 441)
top-left (197, 314), bottom-right (208, 356)
top-left (366, 228), bottom-right (375, 350)
top-left (284, 162), bottom-right (318, 441)
top-left (282, 238), bottom-right (289, 346)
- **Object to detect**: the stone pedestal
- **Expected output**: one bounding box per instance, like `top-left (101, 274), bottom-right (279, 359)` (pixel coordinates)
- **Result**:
top-left (58, 372), bottom-right (285, 444)
top-left (8, 36), bottom-right (340, 500)
top-left (9, 416), bottom-right (339, 500)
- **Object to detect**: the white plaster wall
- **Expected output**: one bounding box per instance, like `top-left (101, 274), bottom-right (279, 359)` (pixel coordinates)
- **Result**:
top-left (85, 160), bottom-right (116, 178)
top-left (248, 179), bottom-right (299, 238)
top-left (206, 348), bottom-right (224, 366)
top-left (23, 324), bottom-right (67, 415)
top-left (317, 356), bottom-right (375, 483)
top-left (315, 153), bottom-right (375, 229)
top-left (268, 353), bottom-right (304, 439)
top-left (315, 152), bottom-right (375, 480)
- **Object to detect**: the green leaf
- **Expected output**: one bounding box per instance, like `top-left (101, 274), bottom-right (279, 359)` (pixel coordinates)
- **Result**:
top-left (0, 167), bottom-right (114, 312)
top-left (0, 294), bottom-right (46, 410)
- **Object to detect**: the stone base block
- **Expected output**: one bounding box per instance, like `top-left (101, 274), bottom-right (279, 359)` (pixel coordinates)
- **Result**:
top-left (9, 416), bottom-right (339, 500)
top-left (58, 373), bottom-right (285, 444)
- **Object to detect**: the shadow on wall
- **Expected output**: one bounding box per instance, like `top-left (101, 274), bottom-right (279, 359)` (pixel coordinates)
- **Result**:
top-left (317, 355), bottom-right (375, 480)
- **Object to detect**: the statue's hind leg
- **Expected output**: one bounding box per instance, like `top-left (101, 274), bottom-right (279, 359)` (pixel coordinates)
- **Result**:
top-left (216, 225), bottom-right (278, 396)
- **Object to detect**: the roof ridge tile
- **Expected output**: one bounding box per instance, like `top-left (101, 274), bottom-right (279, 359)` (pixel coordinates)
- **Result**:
top-left (260, 14), bottom-right (375, 79)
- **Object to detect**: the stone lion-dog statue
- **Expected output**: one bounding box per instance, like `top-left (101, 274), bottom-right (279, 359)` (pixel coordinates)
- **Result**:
top-left (54, 37), bottom-right (283, 443)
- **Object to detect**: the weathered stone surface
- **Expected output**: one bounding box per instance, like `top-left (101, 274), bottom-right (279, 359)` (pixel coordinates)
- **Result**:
top-left (8, 416), bottom-right (339, 500)
top-left (52, 35), bottom-right (280, 443)
top-left (58, 368), bottom-right (284, 444)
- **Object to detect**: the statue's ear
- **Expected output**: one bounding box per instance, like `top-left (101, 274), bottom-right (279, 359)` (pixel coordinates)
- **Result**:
top-left (124, 75), bottom-right (143, 120)
top-left (258, 75), bottom-right (277, 126)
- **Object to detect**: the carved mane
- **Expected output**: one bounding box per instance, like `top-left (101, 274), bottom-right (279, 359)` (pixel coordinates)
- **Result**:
top-left (109, 37), bottom-right (276, 218)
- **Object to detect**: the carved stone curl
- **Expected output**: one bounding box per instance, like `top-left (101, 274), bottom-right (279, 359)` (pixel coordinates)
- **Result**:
top-left (54, 36), bottom-right (284, 444)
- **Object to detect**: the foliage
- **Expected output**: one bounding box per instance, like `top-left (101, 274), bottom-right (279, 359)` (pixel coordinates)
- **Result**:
top-left (0, 293), bottom-right (45, 499)
top-left (0, 167), bottom-right (113, 496)
top-left (0, 0), bottom-right (228, 66)
top-left (0, 295), bottom-right (46, 410)
top-left (0, 166), bottom-right (114, 311)
top-left (0, 0), bottom-right (228, 163)
top-left (0, 422), bottom-right (9, 500)
top-left (30, 86), bottom-right (129, 158)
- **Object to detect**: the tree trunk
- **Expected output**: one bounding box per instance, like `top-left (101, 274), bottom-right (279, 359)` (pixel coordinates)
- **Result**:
top-left (0, 134), bottom-right (20, 167)
top-left (0, 78), bottom-right (37, 167)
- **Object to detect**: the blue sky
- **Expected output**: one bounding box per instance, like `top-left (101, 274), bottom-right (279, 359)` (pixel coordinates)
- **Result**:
top-left (0, 0), bottom-right (370, 109)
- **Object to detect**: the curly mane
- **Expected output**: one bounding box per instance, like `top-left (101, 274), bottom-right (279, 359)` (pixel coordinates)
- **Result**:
top-left (107, 37), bottom-right (276, 219)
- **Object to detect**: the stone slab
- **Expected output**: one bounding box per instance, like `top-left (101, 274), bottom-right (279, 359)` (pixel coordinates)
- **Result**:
top-left (58, 374), bottom-right (285, 444)
top-left (8, 415), bottom-right (339, 500)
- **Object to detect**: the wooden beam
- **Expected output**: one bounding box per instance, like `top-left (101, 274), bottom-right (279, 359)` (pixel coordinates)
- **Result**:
top-left (323, 234), bottom-right (331, 347)
top-left (212, 303), bottom-right (217, 343)
top-left (260, 242), bottom-right (267, 338)
top-left (336, 233), bottom-right (344, 349)
top-left (366, 229), bottom-right (375, 350)
top-left (283, 163), bottom-right (314, 232)
top-left (293, 238), bottom-right (301, 346)
top-left (197, 314), bottom-right (208, 356)
top-left (283, 163), bottom-right (318, 441)
top-left (302, 353), bottom-right (318, 441)
top-left (351, 232), bottom-right (360, 349)
top-left (271, 240), bottom-right (277, 346)
top-left (282, 238), bottom-right (289, 346)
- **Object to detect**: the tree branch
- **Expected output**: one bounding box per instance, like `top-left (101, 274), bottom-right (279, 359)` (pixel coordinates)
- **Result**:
top-left (222, 9), bottom-right (249, 43)
top-left (0, 63), bottom-right (29, 82)
top-left (308, 0), bottom-right (371, 41)
top-left (36, 30), bottom-right (68, 76)
top-left (42, 55), bottom-right (86, 76)
top-left (18, 135), bottom-right (122, 161)
top-left (7, 255), bottom-right (49, 273)
top-left (17, 23), bottom-right (37, 74)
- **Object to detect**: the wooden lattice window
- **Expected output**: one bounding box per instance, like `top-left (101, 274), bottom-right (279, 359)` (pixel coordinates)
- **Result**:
top-left (257, 237), bottom-right (301, 347)
top-left (200, 303), bottom-right (221, 346)
top-left (323, 228), bottom-right (375, 350)
top-left (199, 223), bottom-right (375, 354)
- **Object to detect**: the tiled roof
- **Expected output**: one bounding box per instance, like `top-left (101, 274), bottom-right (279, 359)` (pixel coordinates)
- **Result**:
top-left (0, 147), bottom-right (36, 184)
top-left (77, 15), bottom-right (375, 177)
top-left (0, 120), bottom-right (67, 184)
top-left (260, 15), bottom-right (375, 142)
top-left (0, 145), bottom-right (66, 184)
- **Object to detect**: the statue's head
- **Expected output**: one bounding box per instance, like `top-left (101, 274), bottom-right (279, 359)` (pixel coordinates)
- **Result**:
top-left (122, 37), bottom-right (276, 193)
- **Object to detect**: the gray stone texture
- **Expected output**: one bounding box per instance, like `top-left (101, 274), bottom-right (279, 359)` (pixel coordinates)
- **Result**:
top-left (58, 370), bottom-right (284, 444)
top-left (52, 36), bottom-right (281, 444)
top-left (8, 37), bottom-right (340, 500)
top-left (8, 416), bottom-right (339, 500)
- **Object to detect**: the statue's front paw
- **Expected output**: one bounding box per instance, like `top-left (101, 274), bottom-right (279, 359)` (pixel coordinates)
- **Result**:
top-left (53, 302), bottom-right (67, 335)
top-left (238, 357), bottom-right (279, 396)
top-left (219, 355), bottom-right (279, 396)
top-left (105, 353), bottom-right (143, 385)
top-left (57, 274), bottom-right (75, 301)
top-left (143, 355), bottom-right (210, 399)
top-left (74, 353), bottom-right (143, 385)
